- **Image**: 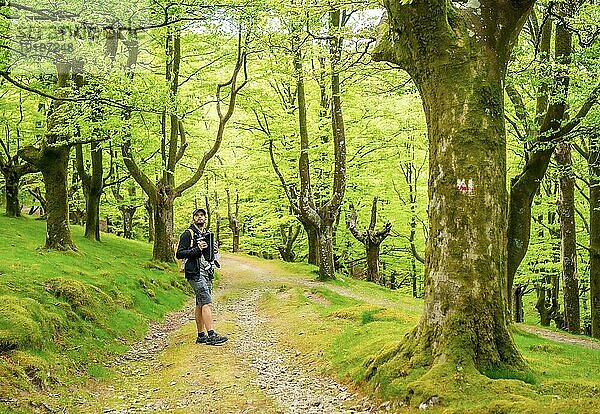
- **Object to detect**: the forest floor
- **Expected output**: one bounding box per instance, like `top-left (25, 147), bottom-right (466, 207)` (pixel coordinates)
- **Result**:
top-left (76, 254), bottom-right (385, 414)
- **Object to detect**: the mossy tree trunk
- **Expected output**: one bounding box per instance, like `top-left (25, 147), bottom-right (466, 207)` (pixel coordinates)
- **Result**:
top-left (371, 0), bottom-right (531, 378)
top-left (348, 198), bottom-right (392, 283)
top-left (17, 63), bottom-right (76, 251)
top-left (20, 144), bottom-right (75, 250)
top-left (555, 142), bottom-right (580, 334)
top-left (153, 180), bottom-right (175, 262)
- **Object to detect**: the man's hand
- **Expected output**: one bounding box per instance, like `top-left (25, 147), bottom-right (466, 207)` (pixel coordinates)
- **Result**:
top-left (198, 240), bottom-right (208, 249)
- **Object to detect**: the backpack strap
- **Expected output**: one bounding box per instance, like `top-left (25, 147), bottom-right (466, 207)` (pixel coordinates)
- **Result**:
top-left (188, 229), bottom-right (194, 248)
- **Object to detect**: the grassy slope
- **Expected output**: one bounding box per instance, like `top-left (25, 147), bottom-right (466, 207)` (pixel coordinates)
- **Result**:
top-left (0, 215), bottom-right (189, 411)
top-left (254, 259), bottom-right (600, 413)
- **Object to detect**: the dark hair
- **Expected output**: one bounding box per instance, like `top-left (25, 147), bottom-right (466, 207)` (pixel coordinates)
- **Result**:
top-left (192, 208), bottom-right (207, 217)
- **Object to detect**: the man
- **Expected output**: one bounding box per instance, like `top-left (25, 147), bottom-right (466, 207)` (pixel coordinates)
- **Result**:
top-left (176, 208), bottom-right (228, 346)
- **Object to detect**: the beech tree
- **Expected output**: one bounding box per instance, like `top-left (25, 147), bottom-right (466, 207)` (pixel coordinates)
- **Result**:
top-left (506, 4), bottom-right (600, 311)
top-left (0, 91), bottom-right (38, 217)
top-left (122, 27), bottom-right (249, 262)
top-left (348, 197), bottom-right (392, 283)
top-left (369, 0), bottom-right (532, 381)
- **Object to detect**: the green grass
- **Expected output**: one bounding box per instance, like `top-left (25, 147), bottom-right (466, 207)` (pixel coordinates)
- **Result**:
top-left (0, 215), bottom-right (189, 409)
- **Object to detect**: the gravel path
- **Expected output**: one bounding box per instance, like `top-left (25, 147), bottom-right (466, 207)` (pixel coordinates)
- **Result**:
top-left (94, 254), bottom-right (388, 414)
top-left (221, 288), bottom-right (378, 414)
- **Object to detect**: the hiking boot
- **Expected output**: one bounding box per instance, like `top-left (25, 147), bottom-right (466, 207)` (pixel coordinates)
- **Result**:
top-left (205, 333), bottom-right (228, 346)
top-left (196, 335), bottom-right (207, 344)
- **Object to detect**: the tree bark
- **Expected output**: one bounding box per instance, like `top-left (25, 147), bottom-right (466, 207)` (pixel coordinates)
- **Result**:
top-left (555, 142), bottom-right (580, 334)
top-left (17, 63), bottom-right (76, 250)
top-left (20, 145), bottom-right (75, 250)
top-left (75, 140), bottom-right (103, 241)
top-left (590, 133), bottom-right (600, 338)
top-left (370, 0), bottom-right (530, 379)
top-left (153, 180), bottom-right (175, 262)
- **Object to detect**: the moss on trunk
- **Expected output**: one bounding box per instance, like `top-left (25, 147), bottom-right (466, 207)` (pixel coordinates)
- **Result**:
top-left (369, 1), bottom-right (533, 399)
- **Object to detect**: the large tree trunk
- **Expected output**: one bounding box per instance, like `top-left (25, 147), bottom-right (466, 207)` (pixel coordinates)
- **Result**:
top-left (555, 142), bottom-right (580, 334)
top-left (153, 181), bottom-right (175, 262)
top-left (41, 147), bottom-right (74, 250)
top-left (21, 145), bottom-right (76, 250)
top-left (371, 0), bottom-right (530, 377)
top-left (316, 224), bottom-right (335, 279)
top-left (590, 134), bottom-right (600, 338)
top-left (411, 61), bottom-right (522, 370)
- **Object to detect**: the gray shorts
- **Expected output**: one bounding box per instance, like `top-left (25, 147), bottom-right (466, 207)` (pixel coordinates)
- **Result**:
top-left (187, 273), bottom-right (212, 306)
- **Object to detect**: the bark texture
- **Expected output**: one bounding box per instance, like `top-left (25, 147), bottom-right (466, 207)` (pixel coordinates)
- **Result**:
top-left (20, 144), bottom-right (75, 250)
top-left (370, 0), bottom-right (531, 376)
top-left (555, 142), bottom-right (580, 334)
top-left (17, 63), bottom-right (76, 250)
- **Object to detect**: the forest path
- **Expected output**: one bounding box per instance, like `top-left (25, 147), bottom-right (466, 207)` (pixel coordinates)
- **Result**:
top-left (517, 324), bottom-right (600, 350)
top-left (86, 253), bottom-right (385, 414)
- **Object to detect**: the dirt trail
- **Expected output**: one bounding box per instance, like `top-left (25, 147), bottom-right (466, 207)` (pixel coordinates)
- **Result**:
top-left (86, 254), bottom-right (387, 414)
top-left (517, 324), bottom-right (600, 350)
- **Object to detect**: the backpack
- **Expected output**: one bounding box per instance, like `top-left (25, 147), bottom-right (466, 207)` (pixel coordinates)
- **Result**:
top-left (177, 229), bottom-right (194, 273)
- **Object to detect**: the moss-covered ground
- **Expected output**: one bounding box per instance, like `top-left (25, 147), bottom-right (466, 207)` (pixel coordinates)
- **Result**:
top-left (0, 215), bottom-right (189, 412)
top-left (1, 216), bottom-right (599, 413)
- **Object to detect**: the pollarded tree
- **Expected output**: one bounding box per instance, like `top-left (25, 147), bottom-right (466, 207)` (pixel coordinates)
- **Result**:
top-left (348, 197), bottom-right (392, 284)
top-left (369, 0), bottom-right (531, 389)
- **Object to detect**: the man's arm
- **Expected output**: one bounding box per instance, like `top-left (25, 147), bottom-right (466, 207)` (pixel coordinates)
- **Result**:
top-left (176, 230), bottom-right (201, 259)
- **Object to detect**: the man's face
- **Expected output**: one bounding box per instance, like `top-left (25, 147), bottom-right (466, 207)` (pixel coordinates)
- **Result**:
top-left (193, 212), bottom-right (206, 226)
